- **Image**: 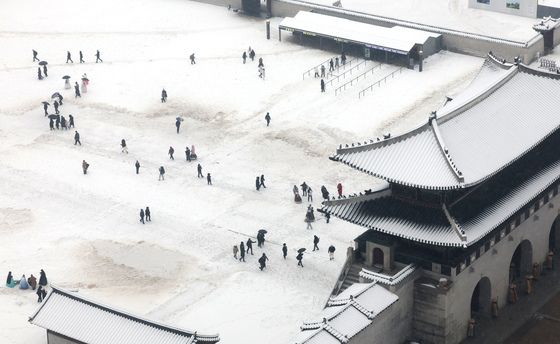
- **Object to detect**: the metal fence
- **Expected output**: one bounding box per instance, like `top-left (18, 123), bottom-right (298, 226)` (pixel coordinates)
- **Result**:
top-left (358, 67), bottom-right (404, 98)
top-left (334, 63), bottom-right (382, 95)
top-left (326, 59), bottom-right (367, 85)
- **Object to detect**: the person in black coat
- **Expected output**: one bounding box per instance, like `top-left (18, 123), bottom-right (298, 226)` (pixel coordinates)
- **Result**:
top-left (159, 166), bottom-right (165, 181)
top-left (145, 207), bottom-right (151, 221)
top-left (207, 173), bottom-right (212, 185)
top-left (185, 147), bottom-right (191, 161)
top-left (282, 243), bottom-right (288, 259)
top-left (257, 232), bottom-right (265, 248)
top-left (239, 242), bottom-right (246, 262)
top-left (43, 102), bottom-right (49, 116)
top-left (190, 53), bottom-right (196, 64)
top-left (260, 175), bottom-right (266, 188)
top-left (68, 114), bottom-right (74, 128)
top-left (37, 67), bottom-right (43, 80)
top-left (58, 94), bottom-right (64, 105)
top-left (258, 253), bottom-right (268, 271)
top-left (296, 252), bottom-right (304, 267)
top-left (43, 64), bottom-right (48, 77)
top-left (55, 116), bottom-right (60, 130)
top-left (74, 82), bottom-right (81, 98)
top-left (79, 50), bottom-right (84, 63)
top-left (39, 269), bottom-right (47, 286)
top-left (320, 79), bottom-right (325, 93)
top-left (168, 146), bottom-right (174, 160)
top-left (255, 176), bottom-right (261, 191)
top-left (246, 238), bottom-right (255, 255)
top-left (6, 271), bottom-right (13, 286)
top-left (265, 112), bottom-right (271, 126)
top-left (140, 209), bottom-right (145, 224)
top-left (49, 119), bottom-right (54, 130)
top-left (161, 89), bottom-right (167, 103)
top-left (313, 235), bottom-right (320, 251)
top-left (249, 49), bottom-right (255, 61)
top-left (328, 245), bottom-right (336, 260)
top-left (135, 160), bottom-right (140, 174)
top-left (197, 163), bottom-right (203, 178)
top-left (325, 212), bottom-right (330, 224)
top-left (242, 51), bottom-right (247, 64)
top-left (66, 51), bottom-right (73, 63)
top-left (37, 285), bottom-right (44, 302)
top-left (53, 100), bottom-right (59, 114)
top-left (60, 116), bottom-right (67, 130)
top-left (95, 50), bottom-right (103, 63)
top-left (74, 131), bottom-right (81, 145)
top-left (176, 118), bottom-right (181, 133)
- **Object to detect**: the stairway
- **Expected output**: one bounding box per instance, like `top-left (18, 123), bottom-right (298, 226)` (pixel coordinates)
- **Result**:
top-left (338, 264), bottom-right (363, 294)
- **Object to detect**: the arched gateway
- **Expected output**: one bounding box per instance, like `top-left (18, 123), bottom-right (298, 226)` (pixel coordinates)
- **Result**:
top-left (471, 277), bottom-right (491, 315)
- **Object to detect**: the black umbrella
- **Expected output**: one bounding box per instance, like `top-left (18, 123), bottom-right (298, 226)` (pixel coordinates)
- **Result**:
top-left (62, 75), bottom-right (71, 80)
top-left (48, 114), bottom-right (57, 119)
top-left (42, 101), bottom-right (50, 105)
top-left (298, 248), bottom-right (306, 253)
top-left (258, 229), bottom-right (267, 235)
top-left (51, 92), bottom-right (61, 99)
top-left (38, 61), bottom-right (48, 66)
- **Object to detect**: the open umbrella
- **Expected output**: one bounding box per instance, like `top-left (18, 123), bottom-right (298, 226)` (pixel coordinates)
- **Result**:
top-left (62, 75), bottom-right (71, 80)
top-left (41, 101), bottom-right (50, 106)
top-left (51, 92), bottom-right (61, 99)
top-left (48, 114), bottom-right (58, 119)
top-left (258, 229), bottom-right (267, 235)
top-left (298, 248), bottom-right (306, 253)
top-left (38, 61), bottom-right (48, 66)
top-left (81, 77), bottom-right (89, 82)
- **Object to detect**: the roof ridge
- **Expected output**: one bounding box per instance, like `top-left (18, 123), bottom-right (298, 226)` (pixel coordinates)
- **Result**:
top-left (429, 113), bottom-right (464, 183)
top-left (442, 203), bottom-right (467, 246)
top-left (322, 184), bottom-right (391, 207)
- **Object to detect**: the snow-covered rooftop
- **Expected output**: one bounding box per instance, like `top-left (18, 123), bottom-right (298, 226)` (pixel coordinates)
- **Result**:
top-left (29, 286), bottom-right (220, 344)
top-left (280, 11), bottom-right (440, 55)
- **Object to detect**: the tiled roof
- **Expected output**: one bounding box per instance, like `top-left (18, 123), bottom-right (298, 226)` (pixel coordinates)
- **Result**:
top-left (29, 286), bottom-right (219, 344)
top-left (295, 283), bottom-right (398, 344)
top-left (322, 159), bottom-right (560, 247)
top-left (332, 57), bottom-right (560, 190)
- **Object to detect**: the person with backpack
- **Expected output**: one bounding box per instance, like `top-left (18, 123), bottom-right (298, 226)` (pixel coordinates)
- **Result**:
top-left (313, 235), bottom-right (320, 251)
top-left (168, 146), bottom-right (175, 160)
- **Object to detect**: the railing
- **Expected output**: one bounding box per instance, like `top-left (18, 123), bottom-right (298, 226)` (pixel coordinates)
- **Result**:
top-left (334, 63), bottom-right (382, 95)
top-left (326, 59), bottom-right (367, 86)
top-left (302, 57), bottom-right (335, 80)
top-left (360, 263), bottom-right (417, 286)
top-left (358, 67), bottom-right (404, 98)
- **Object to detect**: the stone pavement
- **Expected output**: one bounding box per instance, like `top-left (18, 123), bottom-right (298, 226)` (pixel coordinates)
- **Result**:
top-left (462, 258), bottom-right (560, 344)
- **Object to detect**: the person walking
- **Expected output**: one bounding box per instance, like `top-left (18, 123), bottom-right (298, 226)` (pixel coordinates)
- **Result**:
top-left (43, 64), bottom-right (48, 77)
top-left (296, 252), bottom-right (304, 267)
top-left (6, 271), bottom-right (13, 287)
top-left (37, 285), bottom-right (44, 303)
top-left (79, 50), bottom-right (84, 63)
top-left (249, 49), bottom-right (255, 61)
top-left (246, 238), bottom-right (255, 255)
top-left (255, 176), bottom-right (261, 191)
top-left (158, 166), bottom-right (165, 181)
top-left (82, 160), bottom-right (89, 174)
top-left (33, 49), bottom-right (39, 62)
top-left (53, 100), bottom-right (59, 114)
top-left (260, 175), bottom-right (266, 188)
top-left (307, 187), bottom-right (313, 202)
top-left (190, 53), bottom-right (196, 64)
top-left (60, 116), bottom-right (67, 130)
top-left (320, 79), bottom-right (325, 93)
top-left (306, 212), bottom-right (313, 230)
top-left (233, 245), bottom-right (239, 259)
top-left (242, 51), bottom-right (247, 64)
top-left (314, 66), bottom-right (319, 78)
top-left (39, 269), bottom-right (48, 287)
top-left (139, 209), bottom-right (145, 224)
top-left (55, 116), bottom-right (60, 130)
top-left (168, 146), bottom-right (175, 160)
top-left (66, 51), bottom-right (74, 63)
top-left (282, 243), bottom-right (288, 259)
top-left (265, 112), bottom-right (271, 126)
top-left (325, 212), bottom-right (330, 224)
top-left (207, 173), bottom-right (212, 185)
top-left (185, 146), bottom-right (191, 161)
top-left (176, 118), bottom-right (181, 133)
top-left (161, 89), bottom-right (167, 103)
top-left (37, 67), bottom-right (43, 80)
top-left (300, 182), bottom-right (308, 196)
top-left (239, 242), bottom-right (246, 262)
top-left (313, 235), bottom-right (320, 251)
top-left (337, 182), bottom-right (343, 198)
top-left (258, 253), bottom-right (268, 271)
top-left (43, 102), bottom-right (49, 116)
top-left (258, 57), bottom-right (264, 67)
top-left (135, 160), bottom-right (140, 174)
top-left (58, 94), bottom-right (64, 105)
top-left (335, 57), bottom-right (339, 68)
top-left (95, 50), bottom-right (103, 63)
top-left (74, 131), bottom-right (81, 145)
top-left (145, 207), bottom-right (151, 222)
top-left (121, 139), bottom-right (128, 153)
top-left (74, 82), bottom-right (81, 98)
top-left (49, 119), bottom-right (54, 131)
top-left (197, 163), bottom-right (203, 178)
top-left (328, 245), bottom-right (336, 260)
top-left (329, 58), bottom-right (334, 72)
top-left (68, 114), bottom-right (74, 128)
top-left (321, 64), bottom-right (326, 77)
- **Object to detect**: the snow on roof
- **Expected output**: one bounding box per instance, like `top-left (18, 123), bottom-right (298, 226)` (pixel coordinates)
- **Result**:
top-left (279, 11), bottom-right (439, 55)
top-left (29, 286), bottom-right (220, 344)
top-left (296, 283), bottom-right (398, 343)
top-left (332, 57), bottom-right (560, 190)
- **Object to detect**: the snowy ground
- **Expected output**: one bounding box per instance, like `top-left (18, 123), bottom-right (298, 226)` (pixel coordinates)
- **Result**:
top-left (0, 0), bottom-right (483, 343)
top-left (307, 0), bottom-right (539, 41)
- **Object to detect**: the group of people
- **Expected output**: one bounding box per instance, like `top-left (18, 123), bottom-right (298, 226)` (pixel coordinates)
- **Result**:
top-left (139, 207), bottom-right (151, 224)
top-left (240, 47), bottom-right (266, 79)
top-left (43, 95), bottom-right (77, 131)
top-left (313, 52), bottom-right (348, 92)
top-left (255, 175), bottom-right (266, 191)
top-left (63, 50), bottom-right (103, 64)
top-left (6, 269), bottom-right (49, 302)
top-left (293, 182), bottom-right (313, 203)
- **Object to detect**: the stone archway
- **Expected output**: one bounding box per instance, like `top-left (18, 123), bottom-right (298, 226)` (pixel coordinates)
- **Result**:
top-left (549, 216), bottom-right (560, 252)
top-left (373, 248), bottom-right (384, 267)
top-left (509, 240), bottom-right (533, 284)
top-left (471, 277), bottom-right (492, 315)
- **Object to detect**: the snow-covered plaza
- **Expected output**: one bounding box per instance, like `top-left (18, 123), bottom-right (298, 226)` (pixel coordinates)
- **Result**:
top-left (0, 0), bottom-right (486, 343)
